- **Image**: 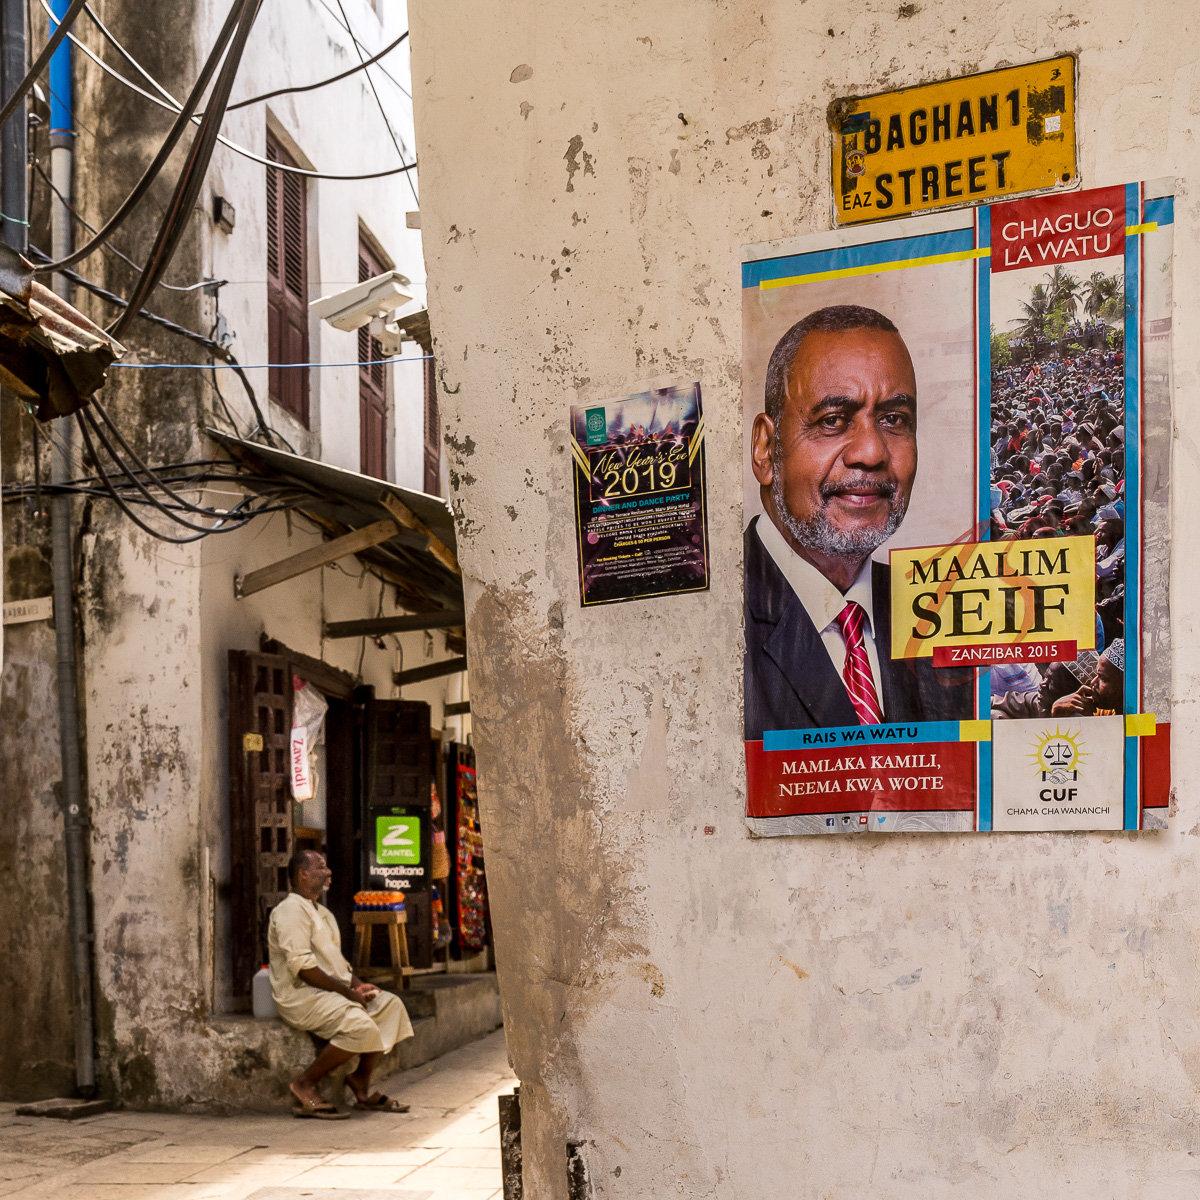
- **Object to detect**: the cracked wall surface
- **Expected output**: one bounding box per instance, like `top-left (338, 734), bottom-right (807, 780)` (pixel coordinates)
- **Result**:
top-left (411, 2), bottom-right (1200, 1196)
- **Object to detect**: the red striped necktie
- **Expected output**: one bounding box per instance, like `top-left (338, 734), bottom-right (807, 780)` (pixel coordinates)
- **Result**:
top-left (835, 601), bottom-right (883, 725)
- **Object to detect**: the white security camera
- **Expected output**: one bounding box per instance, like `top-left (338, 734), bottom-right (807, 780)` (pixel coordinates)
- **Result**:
top-left (309, 271), bottom-right (412, 332)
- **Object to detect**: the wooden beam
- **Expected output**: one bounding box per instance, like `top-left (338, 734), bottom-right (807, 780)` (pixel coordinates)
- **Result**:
top-left (393, 656), bottom-right (467, 687)
top-left (444, 700), bottom-right (470, 716)
top-left (235, 519), bottom-right (398, 598)
top-left (324, 611), bottom-right (466, 639)
top-left (295, 507), bottom-right (442, 611)
top-left (378, 492), bottom-right (461, 576)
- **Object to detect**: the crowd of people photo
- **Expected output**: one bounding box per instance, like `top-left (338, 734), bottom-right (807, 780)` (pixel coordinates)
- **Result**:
top-left (988, 346), bottom-right (1128, 720)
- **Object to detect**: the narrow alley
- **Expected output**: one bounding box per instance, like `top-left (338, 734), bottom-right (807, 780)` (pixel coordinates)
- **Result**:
top-left (0, 1031), bottom-right (514, 1200)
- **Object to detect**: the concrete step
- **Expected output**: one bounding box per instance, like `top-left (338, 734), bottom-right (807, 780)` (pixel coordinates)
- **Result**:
top-left (200, 971), bottom-right (504, 1112)
top-left (391, 974), bottom-right (504, 1071)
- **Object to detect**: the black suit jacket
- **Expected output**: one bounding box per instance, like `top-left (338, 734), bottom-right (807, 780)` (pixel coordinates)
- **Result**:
top-left (743, 516), bottom-right (974, 740)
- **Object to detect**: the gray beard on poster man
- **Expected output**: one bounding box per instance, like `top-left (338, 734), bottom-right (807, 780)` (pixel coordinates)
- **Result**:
top-left (742, 516), bottom-right (975, 740)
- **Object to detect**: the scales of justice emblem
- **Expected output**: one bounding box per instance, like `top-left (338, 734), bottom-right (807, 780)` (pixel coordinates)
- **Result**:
top-left (1030, 727), bottom-right (1087, 786)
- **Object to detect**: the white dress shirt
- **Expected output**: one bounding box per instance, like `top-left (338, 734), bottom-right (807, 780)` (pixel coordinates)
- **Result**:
top-left (756, 515), bottom-right (885, 710)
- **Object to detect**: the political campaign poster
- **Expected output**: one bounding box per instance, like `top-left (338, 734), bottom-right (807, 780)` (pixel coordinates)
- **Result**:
top-left (571, 383), bottom-right (709, 606)
top-left (742, 179), bottom-right (1172, 835)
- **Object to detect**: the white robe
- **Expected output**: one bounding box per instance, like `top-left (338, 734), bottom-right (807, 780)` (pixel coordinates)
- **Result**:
top-left (268, 892), bottom-right (413, 1054)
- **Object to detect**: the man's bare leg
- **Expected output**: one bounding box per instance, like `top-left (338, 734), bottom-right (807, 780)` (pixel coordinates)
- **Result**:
top-left (291, 1043), bottom-right (355, 1110)
top-left (344, 1051), bottom-right (381, 1102)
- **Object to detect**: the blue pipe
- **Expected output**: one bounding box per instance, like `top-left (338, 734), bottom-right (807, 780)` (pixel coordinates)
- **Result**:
top-left (48, 0), bottom-right (72, 135)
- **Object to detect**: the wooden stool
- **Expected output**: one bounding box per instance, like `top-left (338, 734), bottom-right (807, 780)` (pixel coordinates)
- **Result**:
top-left (353, 910), bottom-right (413, 991)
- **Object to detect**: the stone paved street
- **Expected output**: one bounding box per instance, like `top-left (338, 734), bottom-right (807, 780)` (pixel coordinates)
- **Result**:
top-left (0, 1030), bottom-right (515, 1200)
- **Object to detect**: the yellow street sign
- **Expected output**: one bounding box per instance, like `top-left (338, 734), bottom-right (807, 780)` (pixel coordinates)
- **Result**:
top-left (830, 55), bottom-right (1076, 226)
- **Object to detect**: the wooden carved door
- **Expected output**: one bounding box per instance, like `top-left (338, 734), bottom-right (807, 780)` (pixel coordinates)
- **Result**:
top-left (228, 651), bottom-right (295, 997)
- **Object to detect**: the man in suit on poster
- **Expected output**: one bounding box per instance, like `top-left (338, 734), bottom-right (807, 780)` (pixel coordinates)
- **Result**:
top-left (744, 304), bottom-right (973, 740)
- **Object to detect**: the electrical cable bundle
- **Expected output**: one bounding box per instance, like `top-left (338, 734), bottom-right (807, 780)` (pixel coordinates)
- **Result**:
top-left (74, 404), bottom-right (253, 543)
top-left (24, 241), bottom-right (286, 452)
top-left (2, 446), bottom-right (315, 541)
top-left (109, 0), bottom-right (262, 342)
top-left (33, 0), bottom-right (248, 277)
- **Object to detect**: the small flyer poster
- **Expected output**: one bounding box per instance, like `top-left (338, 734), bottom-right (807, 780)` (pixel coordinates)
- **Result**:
top-left (570, 383), bottom-right (710, 606)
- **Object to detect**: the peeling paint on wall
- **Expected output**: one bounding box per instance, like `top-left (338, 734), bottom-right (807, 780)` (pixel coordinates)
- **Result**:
top-left (411, 1), bottom-right (1200, 1196)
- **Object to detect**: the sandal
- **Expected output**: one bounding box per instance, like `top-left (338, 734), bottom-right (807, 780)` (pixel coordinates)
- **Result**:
top-left (355, 1092), bottom-right (410, 1113)
top-left (291, 1101), bottom-right (350, 1120)
top-left (290, 1084), bottom-right (350, 1120)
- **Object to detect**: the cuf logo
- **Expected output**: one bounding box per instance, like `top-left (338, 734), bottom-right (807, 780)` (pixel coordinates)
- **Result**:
top-left (1029, 726), bottom-right (1087, 785)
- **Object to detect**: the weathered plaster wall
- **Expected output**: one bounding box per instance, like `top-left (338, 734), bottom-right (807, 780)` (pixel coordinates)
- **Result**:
top-left (411, 3), bottom-right (1200, 1196)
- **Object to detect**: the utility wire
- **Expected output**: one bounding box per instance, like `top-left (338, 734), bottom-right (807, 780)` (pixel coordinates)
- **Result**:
top-left (34, 161), bottom-right (223, 292)
top-left (223, 29), bottom-right (408, 111)
top-left (80, 1), bottom-right (408, 120)
top-left (82, 407), bottom-right (242, 532)
top-left (89, 401), bottom-right (233, 518)
top-left (333, 0), bottom-right (417, 207)
top-left (315, 0), bottom-right (410, 99)
top-left (32, 0), bottom-right (246, 275)
top-left (110, 0), bottom-right (261, 340)
top-left (75, 410), bottom-right (266, 543)
top-left (32, 0), bottom-right (244, 274)
top-left (20, 4), bottom-right (413, 543)
top-left (28, 244), bottom-right (226, 349)
top-left (0, 0), bottom-right (85, 129)
top-left (40, 0), bottom-right (417, 181)
top-left (25, 241), bottom-right (283, 450)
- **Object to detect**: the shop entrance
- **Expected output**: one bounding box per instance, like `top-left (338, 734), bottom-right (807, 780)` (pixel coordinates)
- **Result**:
top-left (226, 646), bottom-right (465, 1001)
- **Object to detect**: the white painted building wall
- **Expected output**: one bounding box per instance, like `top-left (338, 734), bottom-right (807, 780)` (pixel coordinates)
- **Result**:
top-left (412, 3), bottom-right (1200, 1196)
top-left (200, 0), bottom-right (426, 485)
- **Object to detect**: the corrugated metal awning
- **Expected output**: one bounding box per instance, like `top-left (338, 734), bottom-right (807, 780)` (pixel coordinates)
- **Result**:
top-left (208, 428), bottom-right (462, 614)
top-left (0, 242), bottom-right (124, 420)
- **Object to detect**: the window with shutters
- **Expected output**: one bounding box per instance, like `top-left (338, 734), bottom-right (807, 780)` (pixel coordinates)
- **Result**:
top-left (423, 356), bottom-right (440, 495)
top-left (358, 238), bottom-right (389, 479)
top-left (266, 134), bottom-right (310, 424)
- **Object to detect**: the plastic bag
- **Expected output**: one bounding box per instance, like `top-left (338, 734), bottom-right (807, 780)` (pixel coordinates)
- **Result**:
top-left (290, 677), bottom-right (328, 801)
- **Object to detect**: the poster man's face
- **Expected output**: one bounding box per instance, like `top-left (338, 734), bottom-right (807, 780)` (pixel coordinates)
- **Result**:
top-left (1094, 658), bottom-right (1122, 709)
top-left (753, 327), bottom-right (918, 584)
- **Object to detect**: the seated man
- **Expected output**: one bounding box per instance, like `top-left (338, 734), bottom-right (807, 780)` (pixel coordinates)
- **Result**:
top-left (269, 849), bottom-right (414, 1118)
